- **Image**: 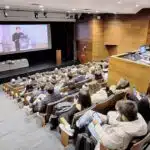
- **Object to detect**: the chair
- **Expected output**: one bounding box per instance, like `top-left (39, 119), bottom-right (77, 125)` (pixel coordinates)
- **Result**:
top-left (130, 133), bottom-right (150, 150)
top-left (36, 92), bottom-right (79, 126)
top-left (94, 91), bottom-right (126, 114)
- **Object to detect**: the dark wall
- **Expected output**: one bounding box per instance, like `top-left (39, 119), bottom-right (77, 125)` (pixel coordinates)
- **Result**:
top-left (51, 22), bottom-right (74, 62)
top-left (0, 22), bottom-right (75, 66)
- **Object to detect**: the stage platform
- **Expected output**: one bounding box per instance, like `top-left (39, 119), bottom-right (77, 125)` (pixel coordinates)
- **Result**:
top-left (0, 60), bottom-right (79, 83)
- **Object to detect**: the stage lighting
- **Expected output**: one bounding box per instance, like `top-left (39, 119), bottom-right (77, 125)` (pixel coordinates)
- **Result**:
top-left (3, 10), bottom-right (8, 17)
top-left (43, 12), bottom-right (47, 18)
top-left (34, 12), bottom-right (38, 19)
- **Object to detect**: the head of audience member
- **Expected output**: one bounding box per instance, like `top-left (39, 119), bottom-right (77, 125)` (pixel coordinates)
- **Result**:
top-left (11, 78), bottom-right (16, 84)
top-left (67, 72), bottom-right (73, 80)
top-left (78, 89), bottom-right (92, 110)
top-left (82, 83), bottom-right (89, 92)
top-left (126, 92), bottom-right (139, 104)
top-left (116, 100), bottom-right (138, 121)
top-left (138, 97), bottom-right (150, 123)
top-left (95, 70), bottom-right (103, 80)
top-left (40, 83), bottom-right (45, 91)
top-left (79, 70), bottom-right (86, 76)
top-left (68, 80), bottom-right (76, 90)
top-left (26, 83), bottom-right (33, 92)
top-left (105, 86), bottom-right (114, 96)
top-left (116, 78), bottom-right (130, 90)
top-left (47, 84), bottom-right (54, 95)
top-left (51, 78), bottom-right (57, 85)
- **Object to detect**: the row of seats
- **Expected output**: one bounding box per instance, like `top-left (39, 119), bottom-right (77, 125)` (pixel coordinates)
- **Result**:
top-left (2, 61), bottom-right (150, 150)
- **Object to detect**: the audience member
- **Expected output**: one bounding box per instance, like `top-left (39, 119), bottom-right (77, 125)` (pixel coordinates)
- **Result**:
top-left (75, 100), bottom-right (147, 150)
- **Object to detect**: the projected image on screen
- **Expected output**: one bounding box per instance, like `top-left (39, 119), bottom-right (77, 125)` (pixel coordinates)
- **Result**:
top-left (0, 25), bottom-right (49, 54)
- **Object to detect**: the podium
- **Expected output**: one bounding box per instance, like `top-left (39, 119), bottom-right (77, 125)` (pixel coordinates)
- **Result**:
top-left (56, 49), bottom-right (62, 65)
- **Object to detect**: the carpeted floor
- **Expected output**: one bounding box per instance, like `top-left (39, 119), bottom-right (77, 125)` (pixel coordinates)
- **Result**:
top-left (0, 89), bottom-right (64, 150)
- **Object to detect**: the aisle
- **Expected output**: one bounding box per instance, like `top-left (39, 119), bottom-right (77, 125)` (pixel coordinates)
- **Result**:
top-left (0, 89), bottom-right (64, 150)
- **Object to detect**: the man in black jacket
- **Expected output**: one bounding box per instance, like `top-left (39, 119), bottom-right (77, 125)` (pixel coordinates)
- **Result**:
top-left (12, 27), bottom-right (24, 51)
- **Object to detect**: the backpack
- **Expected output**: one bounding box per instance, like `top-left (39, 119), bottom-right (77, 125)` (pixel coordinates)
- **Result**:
top-left (54, 102), bottom-right (73, 115)
top-left (75, 133), bottom-right (97, 150)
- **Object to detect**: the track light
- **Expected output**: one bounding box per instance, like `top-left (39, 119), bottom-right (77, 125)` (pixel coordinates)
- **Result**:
top-left (3, 10), bottom-right (8, 17)
top-left (43, 12), bottom-right (47, 18)
top-left (34, 12), bottom-right (38, 19)
top-left (97, 15), bottom-right (101, 20)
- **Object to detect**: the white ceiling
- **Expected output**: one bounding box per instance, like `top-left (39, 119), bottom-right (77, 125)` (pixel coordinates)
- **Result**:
top-left (0, 0), bottom-right (150, 14)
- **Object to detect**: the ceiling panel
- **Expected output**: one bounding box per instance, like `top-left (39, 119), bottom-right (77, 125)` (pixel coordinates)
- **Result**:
top-left (0, 0), bottom-right (149, 14)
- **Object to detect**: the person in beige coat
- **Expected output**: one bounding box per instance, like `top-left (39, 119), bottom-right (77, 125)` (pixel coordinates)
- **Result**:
top-left (76, 100), bottom-right (148, 150)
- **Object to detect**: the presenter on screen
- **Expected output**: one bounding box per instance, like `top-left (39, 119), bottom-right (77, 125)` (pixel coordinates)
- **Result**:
top-left (12, 27), bottom-right (24, 51)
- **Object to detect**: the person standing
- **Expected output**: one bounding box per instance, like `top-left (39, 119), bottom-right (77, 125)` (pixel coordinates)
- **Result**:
top-left (12, 27), bottom-right (24, 51)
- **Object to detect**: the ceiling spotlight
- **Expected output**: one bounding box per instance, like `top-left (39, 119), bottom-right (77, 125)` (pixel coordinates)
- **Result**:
top-left (5, 5), bottom-right (10, 9)
top-left (39, 5), bottom-right (44, 8)
top-left (117, 0), bottom-right (121, 4)
top-left (97, 16), bottom-right (101, 20)
top-left (136, 4), bottom-right (139, 7)
top-left (88, 12), bottom-right (91, 14)
top-left (67, 10), bottom-right (71, 13)
top-left (96, 10), bottom-right (100, 13)
top-left (3, 10), bottom-right (8, 17)
top-left (43, 12), bottom-right (47, 18)
top-left (34, 12), bottom-right (38, 19)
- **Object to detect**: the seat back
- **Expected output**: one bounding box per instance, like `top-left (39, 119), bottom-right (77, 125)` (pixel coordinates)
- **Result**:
top-left (94, 92), bottom-right (125, 114)
top-left (131, 133), bottom-right (150, 150)
top-left (45, 92), bottom-right (78, 122)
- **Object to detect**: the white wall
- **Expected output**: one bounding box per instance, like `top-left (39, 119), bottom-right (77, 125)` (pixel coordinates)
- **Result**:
top-left (0, 10), bottom-right (76, 22)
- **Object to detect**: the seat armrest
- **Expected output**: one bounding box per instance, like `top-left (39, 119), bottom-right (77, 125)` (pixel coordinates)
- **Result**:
top-left (71, 104), bottom-right (96, 126)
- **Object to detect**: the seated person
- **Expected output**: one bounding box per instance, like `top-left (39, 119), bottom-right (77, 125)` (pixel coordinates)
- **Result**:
top-left (51, 89), bottom-right (92, 130)
top-left (32, 84), bottom-right (62, 113)
top-left (85, 69), bottom-right (95, 80)
top-left (138, 97), bottom-right (150, 124)
top-left (73, 70), bottom-right (86, 83)
top-left (116, 78), bottom-right (130, 90)
top-left (19, 83), bottom-right (34, 98)
top-left (94, 71), bottom-right (104, 81)
top-left (66, 81), bottom-right (79, 95)
top-left (91, 86), bottom-right (114, 104)
top-left (27, 83), bottom-right (47, 104)
top-left (74, 100), bottom-right (147, 150)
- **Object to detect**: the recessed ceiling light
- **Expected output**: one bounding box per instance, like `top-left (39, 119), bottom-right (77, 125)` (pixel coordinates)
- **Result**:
top-left (117, 0), bottom-right (121, 4)
top-left (39, 5), bottom-right (44, 8)
top-left (72, 8), bottom-right (76, 11)
top-left (5, 5), bottom-right (10, 9)
top-left (41, 8), bottom-right (44, 11)
top-left (136, 4), bottom-right (139, 7)
top-left (96, 10), bottom-right (100, 13)
top-left (67, 10), bottom-right (71, 13)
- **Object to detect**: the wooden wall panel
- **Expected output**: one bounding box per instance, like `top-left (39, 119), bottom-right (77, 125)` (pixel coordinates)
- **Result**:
top-left (76, 14), bottom-right (150, 62)
top-left (91, 19), bottom-right (108, 61)
top-left (146, 20), bottom-right (150, 44)
top-left (104, 19), bottom-right (123, 45)
top-left (118, 17), bottom-right (149, 53)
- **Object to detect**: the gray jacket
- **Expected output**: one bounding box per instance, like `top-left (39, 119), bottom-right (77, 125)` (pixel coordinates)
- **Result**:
top-left (95, 111), bottom-right (148, 150)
